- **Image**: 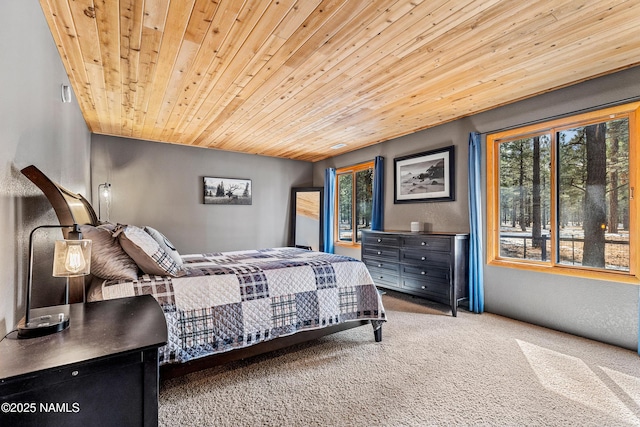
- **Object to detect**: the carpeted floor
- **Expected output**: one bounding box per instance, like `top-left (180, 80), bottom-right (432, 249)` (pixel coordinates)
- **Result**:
top-left (159, 292), bottom-right (640, 426)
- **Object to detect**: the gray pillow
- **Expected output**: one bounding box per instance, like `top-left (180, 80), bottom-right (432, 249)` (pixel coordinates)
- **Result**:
top-left (144, 226), bottom-right (183, 267)
top-left (115, 225), bottom-right (183, 277)
top-left (79, 224), bottom-right (139, 281)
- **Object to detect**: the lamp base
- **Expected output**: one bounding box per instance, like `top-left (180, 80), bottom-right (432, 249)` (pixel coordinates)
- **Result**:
top-left (18, 306), bottom-right (70, 339)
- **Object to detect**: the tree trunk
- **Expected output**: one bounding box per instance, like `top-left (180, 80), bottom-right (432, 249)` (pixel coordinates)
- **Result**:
top-left (608, 135), bottom-right (619, 233)
top-left (532, 137), bottom-right (542, 249)
top-left (582, 123), bottom-right (607, 268)
top-left (518, 142), bottom-right (526, 232)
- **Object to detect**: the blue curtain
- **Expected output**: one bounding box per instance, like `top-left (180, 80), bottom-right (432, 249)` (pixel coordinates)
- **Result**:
top-left (371, 156), bottom-right (384, 231)
top-left (468, 132), bottom-right (485, 313)
top-left (323, 168), bottom-right (336, 254)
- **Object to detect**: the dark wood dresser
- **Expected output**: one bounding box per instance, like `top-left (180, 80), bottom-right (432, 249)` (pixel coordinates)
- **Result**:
top-left (361, 230), bottom-right (469, 316)
top-left (0, 295), bottom-right (167, 427)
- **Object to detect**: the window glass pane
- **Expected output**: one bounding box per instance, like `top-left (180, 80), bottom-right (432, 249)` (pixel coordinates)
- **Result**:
top-left (557, 118), bottom-right (630, 271)
top-left (337, 173), bottom-right (353, 242)
top-left (498, 135), bottom-right (551, 261)
top-left (355, 167), bottom-right (374, 242)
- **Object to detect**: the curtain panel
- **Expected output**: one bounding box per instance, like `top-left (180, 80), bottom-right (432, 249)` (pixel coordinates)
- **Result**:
top-left (323, 168), bottom-right (336, 254)
top-left (371, 156), bottom-right (384, 231)
top-left (468, 132), bottom-right (485, 313)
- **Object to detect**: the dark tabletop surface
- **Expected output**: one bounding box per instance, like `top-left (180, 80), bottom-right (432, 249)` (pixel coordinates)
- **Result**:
top-left (0, 295), bottom-right (167, 381)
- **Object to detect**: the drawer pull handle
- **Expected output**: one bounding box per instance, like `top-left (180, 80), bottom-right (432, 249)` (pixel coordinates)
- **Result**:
top-left (377, 264), bottom-right (383, 267)
top-left (421, 241), bottom-right (428, 246)
top-left (378, 276), bottom-right (384, 279)
top-left (421, 271), bottom-right (426, 275)
top-left (421, 256), bottom-right (426, 261)
top-left (72, 370), bottom-right (79, 377)
top-left (421, 286), bottom-right (426, 290)
top-left (377, 251), bottom-right (382, 255)
top-left (377, 238), bottom-right (382, 242)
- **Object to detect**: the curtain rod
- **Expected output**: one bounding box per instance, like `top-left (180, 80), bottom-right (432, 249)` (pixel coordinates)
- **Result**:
top-left (479, 95), bottom-right (640, 136)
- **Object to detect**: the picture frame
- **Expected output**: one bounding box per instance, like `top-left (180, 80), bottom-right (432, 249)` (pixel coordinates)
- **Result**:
top-left (203, 176), bottom-right (252, 205)
top-left (394, 145), bottom-right (455, 203)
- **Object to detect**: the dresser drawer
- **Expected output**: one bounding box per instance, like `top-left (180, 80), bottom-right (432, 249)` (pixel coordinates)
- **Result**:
top-left (362, 232), bottom-right (400, 247)
top-left (401, 235), bottom-right (452, 252)
top-left (402, 276), bottom-right (450, 298)
top-left (363, 257), bottom-right (399, 273)
top-left (401, 264), bottom-right (450, 282)
top-left (363, 245), bottom-right (400, 260)
top-left (400, 249), bottom-right (451, 267)
top-left (367, 266), bottom-right (400, 288)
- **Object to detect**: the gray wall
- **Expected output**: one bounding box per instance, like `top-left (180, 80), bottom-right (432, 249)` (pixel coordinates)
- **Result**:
top-left (314, 67), bottom-right (640, 350)
top-left (91, 135), bottom-right (313, 253)
top-left (314, 120), bottom-right (471, 259)
top-left (0, 1), bottom-right (91, 334)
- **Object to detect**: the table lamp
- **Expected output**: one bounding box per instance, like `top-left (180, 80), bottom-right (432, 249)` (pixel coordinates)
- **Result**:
top-left (18, 224), bottom-right (91, 339)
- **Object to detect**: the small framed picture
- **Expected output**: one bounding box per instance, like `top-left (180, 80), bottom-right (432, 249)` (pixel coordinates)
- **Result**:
top-left (394, 145), bottom-right (455, 203)
top-left (203, 177), bottom-right (252, 205)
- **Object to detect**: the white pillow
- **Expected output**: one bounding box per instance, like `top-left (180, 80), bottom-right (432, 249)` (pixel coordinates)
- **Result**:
top-left (115, 225), bottom-right (183, 277)
top-left (144, 226), bottom-right (183, 267)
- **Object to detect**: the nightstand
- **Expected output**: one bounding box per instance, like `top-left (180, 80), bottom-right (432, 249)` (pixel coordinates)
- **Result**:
top-left (0, 295), bottom-right (167, 427)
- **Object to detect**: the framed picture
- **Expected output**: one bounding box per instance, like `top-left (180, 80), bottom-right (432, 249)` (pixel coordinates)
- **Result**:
top-left (203, 177), bottom-right (252, 205)
top-left (394, 145), bottom-right (455, 203)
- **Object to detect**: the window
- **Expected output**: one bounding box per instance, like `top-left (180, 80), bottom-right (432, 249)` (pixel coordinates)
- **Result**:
top-left (487, 102), bottom-right (639, 282)
top-left (335, 161), bottom-right (375, 245)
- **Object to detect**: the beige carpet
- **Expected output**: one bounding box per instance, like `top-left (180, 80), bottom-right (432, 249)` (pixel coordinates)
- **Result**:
top-left (159, 292), bottom-right (640, 426)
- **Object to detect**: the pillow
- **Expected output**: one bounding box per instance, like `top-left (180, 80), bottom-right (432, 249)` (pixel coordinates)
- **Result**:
top-left (144, 226), bottom-right (183, 267)
top-left (97, 221), bottom-right (117, 232)
top-left (114, 225), bottom-right (183, 277)
top-left (79, 224), bottom-right (139, 281)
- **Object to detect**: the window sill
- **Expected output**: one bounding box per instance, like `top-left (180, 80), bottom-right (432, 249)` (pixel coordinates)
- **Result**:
top-left (487, 258), bottom-right (640, 285)
top-left (334, 241), bottom-right (362, 248)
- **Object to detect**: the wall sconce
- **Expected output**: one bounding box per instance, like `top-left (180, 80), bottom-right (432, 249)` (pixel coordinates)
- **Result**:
top-left (98, 182), bottom-right (111, 222)
top-left (18, 224), bottom-right (91, 339)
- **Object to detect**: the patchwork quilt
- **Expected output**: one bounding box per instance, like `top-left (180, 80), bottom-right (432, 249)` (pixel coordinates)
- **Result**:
top-left (92, 247), bottom-right (386, 365)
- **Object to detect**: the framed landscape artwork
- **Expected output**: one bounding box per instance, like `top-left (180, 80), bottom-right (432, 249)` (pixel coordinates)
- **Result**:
top-left (394, 145), bottom-right (455, 203)
top-left (203, 177), bottom-right (252, 205)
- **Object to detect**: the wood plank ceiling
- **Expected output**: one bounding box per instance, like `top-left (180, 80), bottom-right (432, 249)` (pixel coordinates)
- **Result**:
top-left (40, 0), bottom-right (640, 162)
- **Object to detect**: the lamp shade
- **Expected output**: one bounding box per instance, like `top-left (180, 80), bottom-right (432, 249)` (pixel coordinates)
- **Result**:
top-left (100, 183), bottom-right (111, 199)
top-left (53, 239), bottom-right (92, 277)
top-left (98, 182), bottom-right (111, 222)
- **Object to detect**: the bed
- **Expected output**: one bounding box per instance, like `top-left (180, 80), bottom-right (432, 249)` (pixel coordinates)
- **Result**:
top-left (22, 165), bottom-right (386, 379)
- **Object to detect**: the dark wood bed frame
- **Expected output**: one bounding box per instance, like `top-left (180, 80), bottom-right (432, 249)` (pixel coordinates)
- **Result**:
top-left (21, 165), bottom-right (382, 379)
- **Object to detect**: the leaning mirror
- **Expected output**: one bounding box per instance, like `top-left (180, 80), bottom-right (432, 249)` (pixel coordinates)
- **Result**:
top-left (289, 187), bottom-right (324, 252)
